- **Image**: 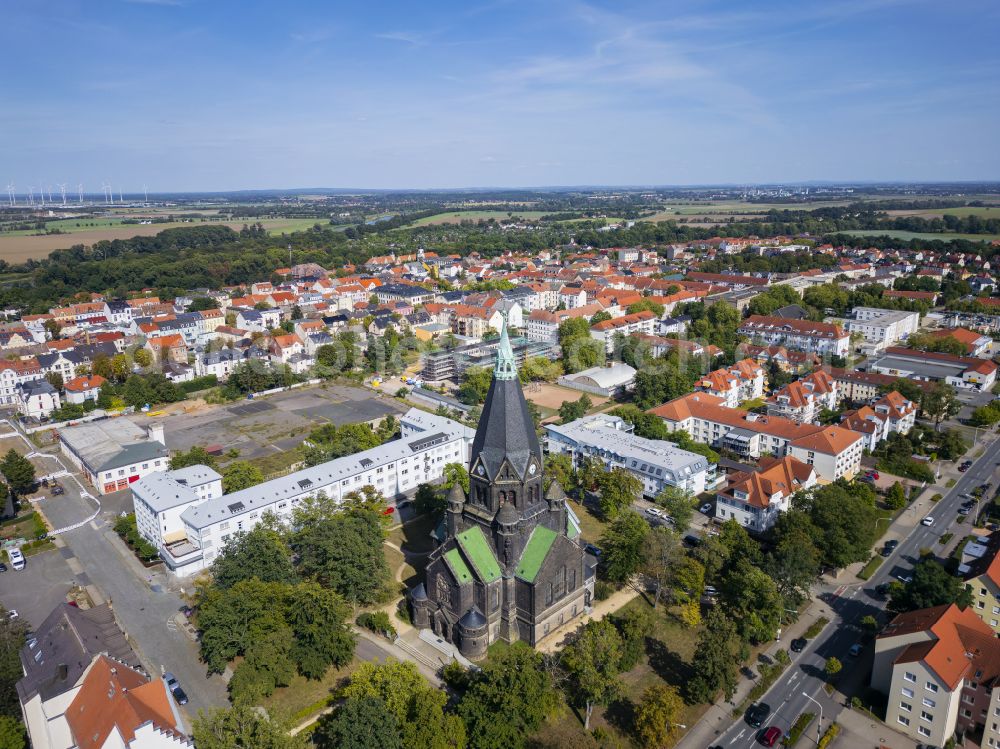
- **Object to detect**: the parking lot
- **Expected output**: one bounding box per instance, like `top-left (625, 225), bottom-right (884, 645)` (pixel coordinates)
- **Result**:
top-left (0, 546), bottom-right (76, 630)
top-left (131, 382), bottom-right (408, 461)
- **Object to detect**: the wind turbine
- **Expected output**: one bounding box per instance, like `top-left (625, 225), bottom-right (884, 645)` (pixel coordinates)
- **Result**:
top-left (101, 182), bottom-right (110, 204)
top-left (77, 184), bottom-right (84, 204)
top-left (46, 185), bottom-right (52, 204)
top-left (118, 186), bottom-right (123, 204)
top-left (27, 186), bottom-right (34, 206)
top-left (143, 184), bottom-right (148, 204)
top-left (5, 183), bottom-right (14, 206)
top-left (57, 183), bottom-right (67, 206)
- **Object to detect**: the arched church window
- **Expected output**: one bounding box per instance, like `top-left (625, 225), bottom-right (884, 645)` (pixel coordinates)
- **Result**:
top-left (509, 490), bottom-right (515, 505)
top-left (499, 490), bottom-right (506, 504)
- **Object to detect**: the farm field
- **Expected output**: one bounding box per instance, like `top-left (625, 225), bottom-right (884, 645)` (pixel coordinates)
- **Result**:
top-left (0, 217), bottom-right (335, 263)
top-left (885, 205), bottom-right (1000, 219)
top-left (410, 209), bottom-right (551, 226)
top-left (841, 228), bottom-right (1000, 242)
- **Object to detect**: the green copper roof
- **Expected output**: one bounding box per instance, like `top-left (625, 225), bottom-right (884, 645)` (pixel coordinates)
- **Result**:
top-left (444, 548), bottom-right (473, 584)
top-left (493, 313), bottom-right (517, 381)
top-left (516, 526), bottom-right (558, 583)
top-left (456, 526), bottom-right (502, 583)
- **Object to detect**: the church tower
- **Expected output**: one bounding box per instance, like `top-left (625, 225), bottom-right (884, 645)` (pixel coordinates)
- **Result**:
top-left (411, 314), bottom-right (592, 658)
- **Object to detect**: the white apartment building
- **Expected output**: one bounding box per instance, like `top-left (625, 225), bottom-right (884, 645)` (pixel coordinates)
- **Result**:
top-left (715, 455), bottom-right (817, 532)
top-left (845, 307), bottom-right (921, 351)
top-left (0, 358), bottom-right (44, 405)
top-left (589, 310), bottom-right (656, 354)
top-left (738, 315), bottom-right (850, 357)
top-left (131, 409), bottom-right (475, 576)
top-left (544, 413), bottom-right (717, 498)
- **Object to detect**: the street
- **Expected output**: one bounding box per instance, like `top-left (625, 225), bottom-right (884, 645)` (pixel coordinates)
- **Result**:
top-left (682, 430), bottom-right (1000, 749)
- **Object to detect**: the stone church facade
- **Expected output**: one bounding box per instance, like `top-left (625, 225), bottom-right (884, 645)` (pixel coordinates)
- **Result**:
top-left (410, 320), bottom-right (594, 659)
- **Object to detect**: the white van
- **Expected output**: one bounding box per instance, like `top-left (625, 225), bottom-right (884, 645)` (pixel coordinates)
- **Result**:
top-left (8, 549), bottom-right (25, 571)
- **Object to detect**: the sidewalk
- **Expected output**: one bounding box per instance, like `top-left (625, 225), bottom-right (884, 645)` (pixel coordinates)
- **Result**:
top-left (677, 597), bottom-right (836, 749)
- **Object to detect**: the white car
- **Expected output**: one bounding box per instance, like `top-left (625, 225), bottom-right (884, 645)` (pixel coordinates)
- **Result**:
top-left (922, 516), bottom-right (935, 526)
top-left (700, 503), bottom-right (713, 514)
top-left (7, 549), bottom-right (24, 571)
top-left (644, 507), bottom-right (661, 518)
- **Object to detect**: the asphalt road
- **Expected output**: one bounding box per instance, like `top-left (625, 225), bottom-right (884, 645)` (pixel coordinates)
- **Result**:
top-left (698, 433), bottom-right (1000, 748)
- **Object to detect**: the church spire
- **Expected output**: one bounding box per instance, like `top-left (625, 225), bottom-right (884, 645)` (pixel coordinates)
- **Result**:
top-left (493, 313), bottom-right (517, 381)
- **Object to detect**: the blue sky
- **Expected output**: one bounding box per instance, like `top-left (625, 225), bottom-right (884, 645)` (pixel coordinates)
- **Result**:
top-left (2, 0), bottom-right (998, 191)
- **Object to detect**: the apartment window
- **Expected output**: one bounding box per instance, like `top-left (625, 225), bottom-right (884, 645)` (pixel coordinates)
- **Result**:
top-left (926, 682), bottom-right (939, 693)
top-left (902, 687), bottom-right (914, 698)
top-left (918, 726), bottom-right (931, 737)
top-left (904, 672), bottom-right (917, 683)
top-left (923, 697), bottom-right (936, 708)
top-left (900, 702), bottom-right (912, 713)
top-left (897, 716), bottom-right (910, 727)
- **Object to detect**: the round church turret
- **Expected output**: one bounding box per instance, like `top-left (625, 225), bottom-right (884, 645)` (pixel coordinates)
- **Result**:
top-left (457, 606), bottom-right (489, 660)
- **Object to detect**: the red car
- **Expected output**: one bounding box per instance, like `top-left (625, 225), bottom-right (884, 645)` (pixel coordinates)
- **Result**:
top-left (759, 726), bottom-right (782, 747)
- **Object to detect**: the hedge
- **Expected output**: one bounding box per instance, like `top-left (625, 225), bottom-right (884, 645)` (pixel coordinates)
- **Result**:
top-left (818, 722), bottom-right (840, 749)
top-left (786, 712), bottom-right (816, 747)
top-left (113, 513), bottom-right (160, 563)
top-left (179, 374), bottom-right (219, 394)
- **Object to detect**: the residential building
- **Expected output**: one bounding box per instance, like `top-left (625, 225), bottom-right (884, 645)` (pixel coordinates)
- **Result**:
top-left (714, 455), bottom-right (816, 532)
top-left (60, 421), bottom-right (169, 494)
top-left (696, 359), bottom-right (766, 408)
top-left (927, 327), bottom-right (994, 358)
top-left (963, 542), bottom-right (1000, 635)
top-left (194, 347), bottom-right (267, 382)
top-left (845, 307), bottom-right (921, 352)
top-left (545, 413), bottom-right (717, 497)
top-left (63, 374), bottom-right (106, 405)
top-left (0, 357), bottom-right (44, 405)
top-left (875, 604), bottom-right (999, 747)
top-left (589, 311), bottom-right (656, 353)
top-left (525, 304), bottom-right (605, 344)
top-left (648, 392), bottom-right (864, 482)
top-left (765, 370), bottom-right (837, 424)
top-left (376, 283), bottom-right (437, 306)
top-left (17, 379), bottom-right (60, 420)
top-left (826, 367), bottom-right (928, 404)
top-left (738, 315), bottom-right (850, 357)
top-left (131, 408), bottom-right (474, 576)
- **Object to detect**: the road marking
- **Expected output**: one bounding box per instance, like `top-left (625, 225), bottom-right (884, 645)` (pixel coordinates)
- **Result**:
top-left (166, 618), bottom-right (177, 631)
top-left (787, 672), bottom-right (799, 685)
top-left (730, 729), bottom-right (745, 743)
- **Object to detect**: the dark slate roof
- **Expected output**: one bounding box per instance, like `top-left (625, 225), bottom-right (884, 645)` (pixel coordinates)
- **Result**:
top-left (98, 441), bottom-right (169, 472)
top-left (411, 582), bottom-right (427, 601)
top-left (458, 607), bottom-right (487, 630)
top-left (774, 304), bottom-right (810, 320)
top-left (470, 373), bottom-right (541, 481)
top-left (17, 603), bottom-right (141, 704)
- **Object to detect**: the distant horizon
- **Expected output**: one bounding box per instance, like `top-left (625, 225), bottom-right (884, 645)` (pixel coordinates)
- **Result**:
top-left (4, 1), bottom-right (999, 191)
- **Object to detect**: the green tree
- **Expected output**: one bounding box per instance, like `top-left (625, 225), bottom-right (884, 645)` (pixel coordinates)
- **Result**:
top-left (285, 582), bottom-right (355, 679)
top-left (879, 378), bottom-right (924, 403)
top-left (922, 382), bottom-right (961, 431)
top-left (401, 685), bottom-right (467, 749)
top-left (597, 467), bottom-right (643, 520)
top-left (0, 608), bottom-right (28, 719)
top-left (687, 608), bottom-right (740, 703)
top-left (543, 453), bottom-right (576, 496)
top-left (211, 521), bottom-right (297, 590)
top-left (794, 483), bottom-right (878, 568)
top-left (0, 716), bottom-right (25, 749)
top-left (169, 446), bottom-right (218, 470)
top-left (561, 619), bottom-right (624, 730)
top-left (627, 298), bottom-right (665, 317)
top-left (720, 562), bottom-right (783, 643)
top-left (415, 483), bottom-right (444, 516)
top-left (766, 515), bottom-right (822, 602)
top-left (192, 704), bottom-right (308, 749)
top-left (132, 348), bottom-right (152, 368)
top-left (294, 506), bottom-right (390, 605)
top-left (457, 367), bottom-right (492, 405)
top-left (222, 461), bottom-right (264, 493)
top-left (443, 463), bottom-right (470, 494)
top-left (890, 558), bottom-right (973, 613)
top-left (825, 657), bottom-right (842, 679)
top-left (634, 684), bottom-right (685, 749)
top-left (110, 353), bottom-right (132, 382)
top-left (458, 645), bottom-right (558, 749)
top-left (316, 697), bottom-right (402, 749)
top-left (641, 525), bottom-right (683, 608)
top-left (885, 481), bottom-right (907, 511)
top-left (558, 394), bottom-right (592, 424)
top-left (590, 310), bottom-right (612, 325)
top-left (45, 371), bottom-right (63, 391)
top-left (654, 485), bottom-right (696, 532)
top-left (599, 510), bottom-right (649, 583)
top-left (0, 451), bottom-right (34, 497)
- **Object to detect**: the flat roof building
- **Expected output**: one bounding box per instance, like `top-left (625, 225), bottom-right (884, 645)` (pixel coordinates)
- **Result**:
top-left (59, 419), bottom-right (168, 494)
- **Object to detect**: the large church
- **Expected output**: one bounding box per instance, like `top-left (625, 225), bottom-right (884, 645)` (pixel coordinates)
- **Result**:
top-left (410, 319), bottom-right (594, 659)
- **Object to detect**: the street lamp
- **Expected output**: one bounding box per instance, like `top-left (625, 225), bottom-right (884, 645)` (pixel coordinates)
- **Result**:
top-left (802, 692), bottom-right (823, 745)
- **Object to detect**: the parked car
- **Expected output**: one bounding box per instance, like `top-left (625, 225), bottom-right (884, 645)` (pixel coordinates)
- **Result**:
top-left (790, 637), bottom-right (807, 653)
top-left (0, 563), bottom-right (6, 573)
top-left (645, 507), bottom-right (662, 518)
top-left (7, 549), bottom-right (24, 571)
top-left (700, 503), bottom-right (713, 514)
top-left (849, 643), bottom-right (863, 657)
top-left (746, 703), bottom-right (771, 728)
top-left (759, 726), bottom-right (782, 747)
top-left (875, 582), bottom-right (891, 596)
top-left (163, 672), bottom-right (188, 705)
top-left (584, 543), bottom-right (602, 558)
top-left (866, 470), bottom-right (880, 480)
top-left (882, 539), bottom-right (899, 556)
top-left (51, 483), bottom-right (64, 495)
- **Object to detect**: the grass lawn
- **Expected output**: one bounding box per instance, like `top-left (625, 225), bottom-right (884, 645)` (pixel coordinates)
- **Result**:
top-left (857, 555), bottom-right (884, 580)
top-left (388, 512), bottom-right (439, 555)
top-left (249, 446), bottom-right (306, 478)
top-left (261, 660), bottom-right (359, 722)
top-left (570, 501), bottom-right (609, 543)
top-left (738, 398), bottom-right (766, 410)
top-left (841, 229), bottom-right (1000, 243)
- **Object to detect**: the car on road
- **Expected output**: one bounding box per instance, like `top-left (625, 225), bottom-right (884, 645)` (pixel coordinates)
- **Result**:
top-left (922, 516), bottom-right (935, 526)
top-left (746, 703), bottom-right (771, 728)
top-left (163, 672), bottom-right (188, 705)
top-left (645, 507), bottom-right (662, 518)
top-left (897, 573), bottom-right (913, 584)
top-left (700, 503), bottom-right (713, 514)
top-left (882, 539), bottom-right (899, 556)
top-left (7, 549), bottom-right (24, 571)
top-left (849, 643), bottom-right (863, 657)
top-left (0, 562), bottom-right (6, 573)
top-left (865, 470), bottom-right (880, 480)
top-left (790, 637), bottom-right (807, 653)
top-left (584, 544), bottom-right (602, 558)
top-left (875, 582), bottom-right (891, 596)
top-left (758, 726), bottom-right (782, 747)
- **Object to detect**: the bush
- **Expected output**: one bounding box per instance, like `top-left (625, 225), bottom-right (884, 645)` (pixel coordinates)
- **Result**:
top-left (774, 648), bottom-right (790, 665)
top-left (817, 723), bottom-right (840, 749)
top-left (113, 513), bottom-right (160, 562)
top-left (786, 711), bottom-right (815, 747)
top-left (356, 611), bottom-right (396, 639)
top-left (932, 493), bottom-right (943, 502)
top-left (178, 374), bottom-right (219, 394)
top-left (395, 598), bottom-right (412, 625)
top-left (594, 580), bottom-right (615, 601)
top-left (804, 617), bottom-right (829, 639)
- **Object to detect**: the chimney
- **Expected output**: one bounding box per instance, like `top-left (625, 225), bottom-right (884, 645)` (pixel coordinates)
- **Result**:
top-left (147, 424), bottom-right (165, 445)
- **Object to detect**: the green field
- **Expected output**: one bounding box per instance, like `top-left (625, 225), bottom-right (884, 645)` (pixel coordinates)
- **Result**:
top-left (885, 205), bottom-right (1000, 219)
top-left (841, 229), bottom-right (1000, 243)
top-left (0, 215), bottom-right (330, 238)
top-left (410, 210), bottom-right (551, 226)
